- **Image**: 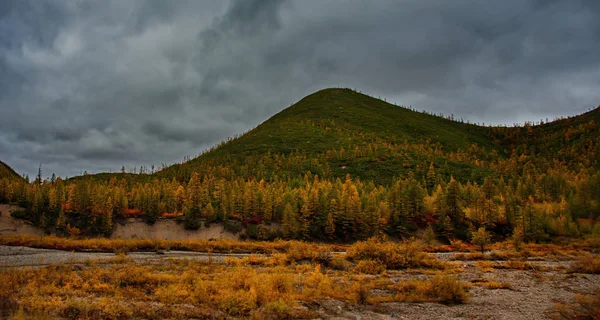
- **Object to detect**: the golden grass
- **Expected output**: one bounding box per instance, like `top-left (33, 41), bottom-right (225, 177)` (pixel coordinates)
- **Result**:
top-left (548, 291), bottom-right (600, 320)
top-left (484, 281), bottom-right (512, 290)
top-left (0, 234), bottom-right (346, 255)
top-left (568, 255), bottom-right (600, 274)
top-left (0, 236), bottom-right (474, 319)
top-left (475, 260), bottom-right (494, 273)
top-left (0, 257), bottom-right (470, 319)
top-left (346, 238), bottom-right (447, 270)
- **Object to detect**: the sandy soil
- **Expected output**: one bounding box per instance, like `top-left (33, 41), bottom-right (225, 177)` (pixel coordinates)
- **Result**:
top-left (0, 204), bottom-right (239, 240)
top-left (0, 204), bottom-right (45, 237)
top-left (112, 218), bottom-right (239, 240)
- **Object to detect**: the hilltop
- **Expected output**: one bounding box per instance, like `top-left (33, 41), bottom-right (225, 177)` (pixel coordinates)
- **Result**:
top-left (158, 88), bottom-right (599, 185)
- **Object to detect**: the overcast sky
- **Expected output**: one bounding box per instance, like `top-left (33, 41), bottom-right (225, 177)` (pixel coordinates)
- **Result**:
top-left (1, 0), bottom-right (599, 178)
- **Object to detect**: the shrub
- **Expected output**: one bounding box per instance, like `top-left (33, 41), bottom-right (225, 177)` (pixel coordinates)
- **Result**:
top-left (548, 291), bottom-right (600, 320)
top-left (475, 260), bottom-right (494, 272)
top-left (353, 259), bottom-right (386, 274)
top-left (264, 299), bottom-right (293, 317)
top-left (496, 260), bottom-right (529, 270)
top-left (218, 290), bottom-right (257, 317)
top-left (10, 209), bottom-right (29, 220)
top-left (0, 289), bottom-right (17, 317)
top-left (223, 220), bottom-right (243, 234)
top-left (569, 255), bottom-right (600, 274)
top-left (450, 239), bottom-right (469, 252)
top-left (427, 275), bottom-right (470, 304)
top-left (346, 238), bottom-right (443, 270)
top-left (329, 256), bottom-right (352, 271)
top-left (485, 281), bottom-right (511, 290)
top-left (351, 280), bottom-right (370, 305)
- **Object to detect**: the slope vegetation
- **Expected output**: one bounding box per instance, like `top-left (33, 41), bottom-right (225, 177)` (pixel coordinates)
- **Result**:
top-left (0, 161), bottom-right (22, 181)
top-left (159, 88), bottom-right (599, 185)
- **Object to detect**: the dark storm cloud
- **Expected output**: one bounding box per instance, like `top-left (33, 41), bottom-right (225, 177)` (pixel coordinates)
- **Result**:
top-left (1, 0), bottom-right (599, 178)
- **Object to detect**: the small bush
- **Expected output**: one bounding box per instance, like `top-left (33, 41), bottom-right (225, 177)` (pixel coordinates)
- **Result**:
top-left (218, 290), bottom-right (257, 317)
top-left (10, 209), bottom-right (29, 220)
top-left (350, 280), bottom-right (370, 305)
top-left (347, 238), bottom-right (444, 270)
top-left (427, 275), bottom-right (470, 304)
top-left (496, 260), bottom-right (530, 270)
top-left (450, 239), bottom-right (469, 252)
top-left (485, 281), bottom-right (511, 290)
top-left (264, 299), bottom-right (293, 316)
top-left (329, 256), bottom-right (351, 271)
top-left (353, 259), bottom-right (386, 274)
top-left (569, 255), bottom-right (600, 274)
top-left (548, 291), bottom-right (600, 320)
top-left (475, 260), bottom-right (494, 272)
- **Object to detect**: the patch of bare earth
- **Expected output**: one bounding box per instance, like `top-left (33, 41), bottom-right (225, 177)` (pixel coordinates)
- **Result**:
top-left (111, 218), bottom-right (239, 240)
top-left (0, 204), bottom-right (44, 237)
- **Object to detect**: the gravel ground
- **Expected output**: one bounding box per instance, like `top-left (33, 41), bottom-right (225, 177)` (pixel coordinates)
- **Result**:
top-left (1, 244), bottom-right (597, 319)
top-left (310, 260), bottom-right (600, 320)
top-left (0, 245), bottom-right (256, 267)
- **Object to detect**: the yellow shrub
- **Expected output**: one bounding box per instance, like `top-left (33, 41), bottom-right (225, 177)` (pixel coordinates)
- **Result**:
top-left (347, 238), bottom-right (443, 270)
top-left (427, 275), bottom-right (470, 304)
top-left (217, 290), bottom-right (257, 317)
top-left (569, 255), bottom-right (600, 274)
top-left (485, 281), bottom-right (511, 289)
top-left (475, 260), bottom-right (494, 272)
top-left (353, 259), bottom-right (386, 274)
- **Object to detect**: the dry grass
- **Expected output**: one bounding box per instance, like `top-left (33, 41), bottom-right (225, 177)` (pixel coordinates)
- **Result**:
top-left (475, 260), bottom-right (494, 273)
top-left (0, 236), bottom-right (470, 319)
top-left (0, 234), bottom-right (344, 255)
top-left (484, 281), bottom-right (512, 290)
top-left (346, 238), bottom-right (447, 270)
top-left (385, 275), bottom-right (470, 305)
top-left (548, 290), bottom-right (600, 320)
top-left (568, 255), bottom-right (600, 274)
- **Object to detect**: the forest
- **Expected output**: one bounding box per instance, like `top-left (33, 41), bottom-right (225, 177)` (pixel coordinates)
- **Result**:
top-left (1, 89), bottom-right (599, 243)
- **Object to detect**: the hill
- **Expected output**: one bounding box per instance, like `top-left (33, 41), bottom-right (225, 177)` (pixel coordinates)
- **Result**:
top-left (158, 88), bottom-right (599, 185)
top-left (1, 88), bottom-right (598, 242)
top-left (0, 161), bottom-right (22, 181)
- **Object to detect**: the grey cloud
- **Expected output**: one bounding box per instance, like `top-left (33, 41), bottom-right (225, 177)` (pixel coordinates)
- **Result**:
top-left (0, 0), bottom-right (599, 178)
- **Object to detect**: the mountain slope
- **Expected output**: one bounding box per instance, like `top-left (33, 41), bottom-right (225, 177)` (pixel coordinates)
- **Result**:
top-left (0, 160), bottom-right (22, 181)
top-left (158, 88), bottom-right (598, 185)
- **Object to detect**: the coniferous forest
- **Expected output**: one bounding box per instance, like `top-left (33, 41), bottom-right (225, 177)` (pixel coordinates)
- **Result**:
top-left (1, 89), bottom-right (599, 243)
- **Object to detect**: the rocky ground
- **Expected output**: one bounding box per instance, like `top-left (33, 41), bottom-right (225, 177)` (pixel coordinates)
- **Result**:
top-left (1, 243), bottom-right (597, 319)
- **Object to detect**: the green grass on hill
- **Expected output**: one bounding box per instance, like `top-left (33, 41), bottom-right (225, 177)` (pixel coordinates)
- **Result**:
top-left (8, 88), bottom-right (597, 186)
top-left (158, 88), bottom-right (598, 185)
top-left (0, 160), bottom-right (22, 181)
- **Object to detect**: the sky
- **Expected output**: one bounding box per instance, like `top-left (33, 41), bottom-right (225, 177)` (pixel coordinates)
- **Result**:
top-left (1, 0), bottom-right (599, 178)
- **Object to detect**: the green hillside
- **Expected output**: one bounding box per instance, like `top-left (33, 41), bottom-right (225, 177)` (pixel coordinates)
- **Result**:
top-left (158, 88), bottom-right (599, 185)
top-left (1, 87), bottom-right (598, 242)
top-left (0, 160), bottom-right (22, 181)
